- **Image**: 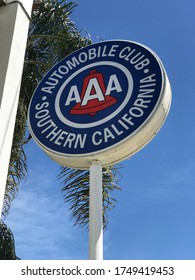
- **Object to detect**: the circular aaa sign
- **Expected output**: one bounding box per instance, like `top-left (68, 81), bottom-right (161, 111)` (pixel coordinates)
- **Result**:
top-left (28, 40), bottom-right (171, 169)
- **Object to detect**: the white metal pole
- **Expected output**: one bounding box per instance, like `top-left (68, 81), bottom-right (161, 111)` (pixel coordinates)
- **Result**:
top-left (0, 0), bottom-right (33, 216)
top-left (89, 160), bottom-right (103, 260)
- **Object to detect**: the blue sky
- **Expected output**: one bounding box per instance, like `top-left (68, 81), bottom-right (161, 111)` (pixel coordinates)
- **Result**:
top-left (5, 0), bottom-right (195, 260)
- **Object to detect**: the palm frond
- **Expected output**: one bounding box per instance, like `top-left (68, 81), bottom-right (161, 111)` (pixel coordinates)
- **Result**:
top-left (2, 99), bottom-right (27, 218)
top-left (59, 165), bottom-right (122, 230)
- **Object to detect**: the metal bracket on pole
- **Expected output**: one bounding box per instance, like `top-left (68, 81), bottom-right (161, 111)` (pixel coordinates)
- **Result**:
top-left (89, 160), bottom-right (103, 260)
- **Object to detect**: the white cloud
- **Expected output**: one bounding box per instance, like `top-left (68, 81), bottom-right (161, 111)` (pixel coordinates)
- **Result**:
top-left (5, 164), bottom-right (88, 260)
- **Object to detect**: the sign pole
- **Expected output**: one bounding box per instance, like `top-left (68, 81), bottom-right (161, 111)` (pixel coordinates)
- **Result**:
top-left (89, 160), bottom-right (103, 260)
top-left (0, 0), bottom-right (33, 215)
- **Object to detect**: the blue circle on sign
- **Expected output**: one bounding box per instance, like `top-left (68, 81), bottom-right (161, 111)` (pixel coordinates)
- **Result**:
top-left (28, 40), bottom-right (164, 160)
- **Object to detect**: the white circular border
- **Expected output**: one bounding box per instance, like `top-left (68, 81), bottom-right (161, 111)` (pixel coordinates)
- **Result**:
top-left (55, 61), bottom-right (133, 128)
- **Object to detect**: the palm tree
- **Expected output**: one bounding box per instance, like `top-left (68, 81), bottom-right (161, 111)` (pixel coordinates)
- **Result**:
top-left (0, 220), bottom-right (18, 259)
top-left (2, 0), bottom-right (121, 233)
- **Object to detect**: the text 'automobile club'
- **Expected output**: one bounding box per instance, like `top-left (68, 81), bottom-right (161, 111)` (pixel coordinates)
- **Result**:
top-left (28, 40), bottom-right (171, 169)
